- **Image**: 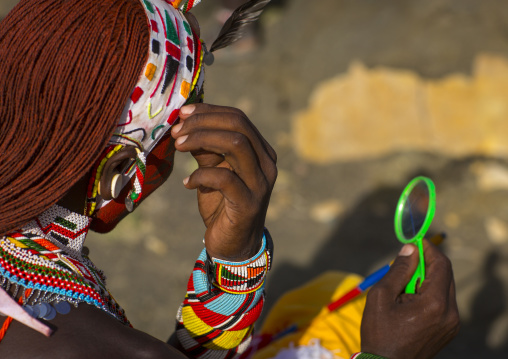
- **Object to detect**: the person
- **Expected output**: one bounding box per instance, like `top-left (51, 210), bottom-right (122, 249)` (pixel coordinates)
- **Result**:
top-left (0, 0), bottom-right (276, 357)
top-left (0, 0), bottom-right (459, 358)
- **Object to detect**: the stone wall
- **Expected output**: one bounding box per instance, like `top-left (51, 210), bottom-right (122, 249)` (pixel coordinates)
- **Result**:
top-left (294, 54), bottom-right (508, 163)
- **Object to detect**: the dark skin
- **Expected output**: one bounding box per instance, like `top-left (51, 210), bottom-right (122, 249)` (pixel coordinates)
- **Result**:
top-left (172, 104), bottom-right (277, 260)
top-left (0, 104), bottom-right (277, 358)
top-left (361, 240), bottom-right (460, 358)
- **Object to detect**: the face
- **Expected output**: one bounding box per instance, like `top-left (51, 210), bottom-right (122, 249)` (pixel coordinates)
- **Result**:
top-left (90, 11), bottom-right (203, 233)
top-left (90, 132), bottom-right (176, 233)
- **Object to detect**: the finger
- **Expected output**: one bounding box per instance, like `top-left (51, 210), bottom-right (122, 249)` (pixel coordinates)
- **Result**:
top-left (373, 244), bottom-right (419, 300)
top-left (420, 239), bottom-right (454, 301)
top-left (191, 150), bottom-right (225, 168)
top-left (177, 103), bottom-right (277, 167)
top-left (175, 129), bottom-right (266, 191)
top-left (184, 167), bottom-right (253, 208)
top-left (175, 109), bottom-right (277, 186)
top-left (177, 103), bottom-right (277, 165)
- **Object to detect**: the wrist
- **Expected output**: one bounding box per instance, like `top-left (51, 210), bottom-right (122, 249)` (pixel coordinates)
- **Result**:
top-left (206, 227), bottom-right (265, 261)
top-left (175, 230), bottom-right (273, 358)
top-left (206, 229), bottom-right (273, 294)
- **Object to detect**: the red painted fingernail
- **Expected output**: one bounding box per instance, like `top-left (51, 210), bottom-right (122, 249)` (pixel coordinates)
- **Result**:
top-left (180, 105), bottom-right (195, 115)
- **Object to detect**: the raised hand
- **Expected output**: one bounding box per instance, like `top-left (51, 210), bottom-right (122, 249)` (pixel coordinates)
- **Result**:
top-left (171, 104), bottom-right (277, 261)
top-left (360, 240), bottom-right (460, 359)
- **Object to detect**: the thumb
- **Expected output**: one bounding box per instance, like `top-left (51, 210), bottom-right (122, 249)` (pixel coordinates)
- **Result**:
top-left (377, 244), bottom-right (419, 298)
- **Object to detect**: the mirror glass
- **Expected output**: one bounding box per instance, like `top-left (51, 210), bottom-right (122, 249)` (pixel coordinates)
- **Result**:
top-left (401, 180), bottom-right (430, 240)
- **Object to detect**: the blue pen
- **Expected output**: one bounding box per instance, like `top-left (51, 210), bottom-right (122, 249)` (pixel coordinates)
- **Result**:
top-left (326, 232), bottom-right (445, 311)
top-left (327, 264), bottom-right (390, 311)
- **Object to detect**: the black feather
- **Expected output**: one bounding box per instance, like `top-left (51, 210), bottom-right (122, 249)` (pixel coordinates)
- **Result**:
top-left (210, 0), bottom-right (271, 52)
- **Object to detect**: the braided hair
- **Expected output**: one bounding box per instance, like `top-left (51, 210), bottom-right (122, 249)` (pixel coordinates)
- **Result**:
top-left (0, 0), bottom-right (149, 235)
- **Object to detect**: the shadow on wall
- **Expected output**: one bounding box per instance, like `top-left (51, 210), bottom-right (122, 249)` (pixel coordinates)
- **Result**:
top-left (441, 250), bottom-right (508, 358)
top-left (264, 184), bottom-right (403, 317)
top-left (265, 168), bottom-right (446, 309)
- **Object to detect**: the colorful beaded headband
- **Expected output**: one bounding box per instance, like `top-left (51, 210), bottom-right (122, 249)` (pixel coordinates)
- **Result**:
top-left (169, 0), bottom-right (202, 13)
top-left (96, 0), bottom-right (205, 212)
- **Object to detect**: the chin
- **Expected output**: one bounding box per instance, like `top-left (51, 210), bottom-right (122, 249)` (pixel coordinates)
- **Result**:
top-left (90, 193), bottom-right (131, 233)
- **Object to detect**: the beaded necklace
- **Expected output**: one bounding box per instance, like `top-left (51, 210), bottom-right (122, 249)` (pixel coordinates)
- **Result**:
top-left (0, 205), bottom-right (128, 325)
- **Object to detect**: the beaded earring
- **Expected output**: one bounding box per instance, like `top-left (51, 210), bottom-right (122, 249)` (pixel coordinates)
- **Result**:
top-left (86, 145), bottom-right (124, 216)
top-left (125, 148), bottom-right (146, 212)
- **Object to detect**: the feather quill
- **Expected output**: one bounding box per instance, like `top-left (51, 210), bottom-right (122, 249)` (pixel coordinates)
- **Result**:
top-left (210, 0), bottom-right (272, 52)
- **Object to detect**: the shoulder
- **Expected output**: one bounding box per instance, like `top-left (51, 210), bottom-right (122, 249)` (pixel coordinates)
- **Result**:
top-left (0, 304), bottom-right (187, 359)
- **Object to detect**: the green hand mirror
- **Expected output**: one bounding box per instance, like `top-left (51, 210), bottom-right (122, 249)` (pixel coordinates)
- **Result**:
top-left (394, 176), bottom-right (436, 294)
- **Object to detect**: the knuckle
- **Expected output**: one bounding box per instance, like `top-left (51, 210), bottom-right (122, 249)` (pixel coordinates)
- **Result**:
top-left (267, 144), bottom-right (278, 163)
top-left (424, 299), bottom-right (445, 317)
top-left (269, 165), bottom-right (278, 186)
top-left (443, 309), bottom-right (461, 338)
top-left (449, 313), bottom-right (460, 331)
top-left (192, 167), bottom-right (205, 179)
top-left (229, 107), bottom-right (247, 118)
top-left (223, 108), bottom-right (247, 123)
top-left (435, 254), bottom-right (453, 275)
top-left (256, 175), bottom-right (269, 192)
top-left (450, 317), bottom-right (461, 336)
top-left (229, 132), bottom-right (248, 149)
top-left (443, 255), bottom-right (453, 272)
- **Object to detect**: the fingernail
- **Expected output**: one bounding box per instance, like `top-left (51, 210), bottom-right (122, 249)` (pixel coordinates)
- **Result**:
top-left (176, 135), bottom-right (188, 145)
top-left (399, 244), bottom-right (415, 256)
top-left (180, 105), bottom-right (195, 115)
top-left (183, 177), bottom-right (189, 185)
top-left (172, 123), bottom-right (183, 134)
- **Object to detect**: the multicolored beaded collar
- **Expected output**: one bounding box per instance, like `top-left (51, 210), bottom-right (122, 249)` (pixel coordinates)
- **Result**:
top-left (0, 205), bottom-right (128, 325)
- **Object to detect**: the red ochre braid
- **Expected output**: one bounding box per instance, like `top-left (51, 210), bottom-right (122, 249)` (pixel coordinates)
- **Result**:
top-left (0, 0), bottom-right (149, 235)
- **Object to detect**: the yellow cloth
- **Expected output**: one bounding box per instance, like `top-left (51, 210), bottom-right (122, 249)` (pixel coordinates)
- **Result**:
top-left (252, 271), bottom-right (366, 359)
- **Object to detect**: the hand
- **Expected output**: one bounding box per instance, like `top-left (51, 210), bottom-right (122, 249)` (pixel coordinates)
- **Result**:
top-left (171, 104), bottom-right (277, 261)
top-left (360, 240), bottom-right (460, 359)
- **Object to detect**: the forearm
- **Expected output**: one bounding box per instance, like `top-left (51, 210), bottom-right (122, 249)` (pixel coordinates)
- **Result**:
top-left (172, 230), bottom-right (273, 359)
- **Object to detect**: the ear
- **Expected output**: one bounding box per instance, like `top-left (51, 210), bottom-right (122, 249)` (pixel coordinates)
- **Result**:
top-left (99, 146), bottom-right (138, 201)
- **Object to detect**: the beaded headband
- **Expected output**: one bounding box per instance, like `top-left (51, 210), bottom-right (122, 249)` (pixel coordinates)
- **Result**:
top-left (96, 0), bottom-right (205, 212)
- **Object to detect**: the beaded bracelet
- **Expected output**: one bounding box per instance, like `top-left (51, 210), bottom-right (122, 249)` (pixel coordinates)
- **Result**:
top-left (176, 229), bottom-right (273, 358)
top-left (176, 317), bottom-right (253, 359)
top-left (351, 353), bottom-right (390, 359)
top-left (206, 230), bottom-right (273, 294)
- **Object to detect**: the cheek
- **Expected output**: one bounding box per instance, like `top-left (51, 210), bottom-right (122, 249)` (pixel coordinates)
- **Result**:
top-left (90, 135), bottom-right (176, 233)
top-left (144, 134), bottom-right (176, 193)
